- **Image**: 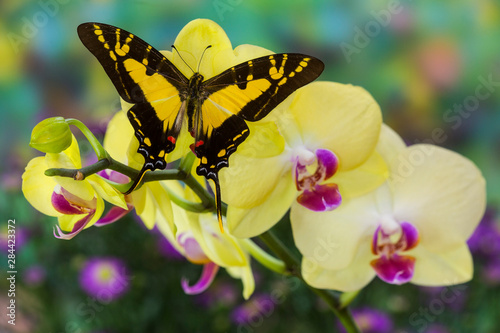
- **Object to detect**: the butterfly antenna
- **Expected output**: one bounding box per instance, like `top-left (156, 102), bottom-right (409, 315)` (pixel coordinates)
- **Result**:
top-left (124, 166), bottom-right (150, 195)
top-left (197, 45), bottom-right (212, 73)
top-left (212, 176), bottom-right (224, 233)
top-left (171, 45), bottom-right (195, 74)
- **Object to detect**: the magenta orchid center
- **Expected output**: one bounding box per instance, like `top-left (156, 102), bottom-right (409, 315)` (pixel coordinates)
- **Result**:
top-left (293, 147), bottom-right (341, 211)
top-left (370, 218), bottom-right (419, 285)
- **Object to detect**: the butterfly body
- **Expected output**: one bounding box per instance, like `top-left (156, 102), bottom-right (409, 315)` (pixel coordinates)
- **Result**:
top-left (77, 22), bottom-right (324, 230)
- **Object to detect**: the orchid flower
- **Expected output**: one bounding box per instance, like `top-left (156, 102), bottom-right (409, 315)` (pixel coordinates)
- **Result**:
top-left (291, 125), bottom-right (486, 291)
top-left (22, 136), bottom-right (128, 239)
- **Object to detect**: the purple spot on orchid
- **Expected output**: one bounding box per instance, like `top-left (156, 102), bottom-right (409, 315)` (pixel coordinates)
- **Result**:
top-left (294, 148), bottom-right (341, 211)
top-left (181, 261), bottom-right (219, 295)
top-left (371, 221), bottom-right (419, 284)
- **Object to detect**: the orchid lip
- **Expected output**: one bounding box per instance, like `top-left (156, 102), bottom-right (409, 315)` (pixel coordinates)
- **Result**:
top-left (294, 148), bottom-right (341, 211)
top-left (371, 221), bottom-right (419, 284)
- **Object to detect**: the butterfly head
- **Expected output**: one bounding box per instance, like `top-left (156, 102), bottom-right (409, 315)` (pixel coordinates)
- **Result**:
top-left (172, 44), bottom-right (212, 76)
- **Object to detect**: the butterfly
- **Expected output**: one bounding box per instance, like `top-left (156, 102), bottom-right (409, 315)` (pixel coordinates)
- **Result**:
top-left (77, 22), bottom-right (324, 231)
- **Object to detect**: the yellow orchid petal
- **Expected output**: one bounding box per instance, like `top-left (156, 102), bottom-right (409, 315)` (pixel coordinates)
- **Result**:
top-left (87, 175), bottom-right (128, 210)
top-left (390, 145), bottom-right (486, 252)
top-left (334, 151), bottom-right (388, 199)
top-left (103, 111), bottom-right (134, 163)
top-left (375, 124), bottom-right (406, 166)
top-left (235, 121), bottom-right (285, 158)
top-left (409, 244), bottom-right (473, 286)
top-left (22, 157), bottom-right (62, 217)
top-left (170, 19), bottom-right (233, 79)
top-left (87, 195), bottom-right (105, 228)
top-left (279, 82), bottom-right (382, 171)
top-left (132, 186), bottom-right (156, 229)
top-left (149, 182), bottom-right (175, 233)
top-left (228, 176), bottom-right (296, 238)
top-left (333, 124), bottom-right (402, 199)
top-left (301, 241), bottom-right (376, 292)
top-left (190, 213), bottom-right (247, 267)
top-left (232, 44), bottom-right (274, 64)
top-left (61, 135), bottom-right (82, 169)
top-left (219, 154), bottom-right (288, 208)
top-left (291, 189), bottom-right (379, 271)
top-left (226, 265), bottom-right (255, 300)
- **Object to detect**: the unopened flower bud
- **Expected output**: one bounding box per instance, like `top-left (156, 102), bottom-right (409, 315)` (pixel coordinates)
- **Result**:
top-left (30, 117), bottom-right (72, 153)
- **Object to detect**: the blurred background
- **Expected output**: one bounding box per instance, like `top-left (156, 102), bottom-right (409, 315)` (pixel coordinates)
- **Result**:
top-left (1, 0), bottom-right (500, 332)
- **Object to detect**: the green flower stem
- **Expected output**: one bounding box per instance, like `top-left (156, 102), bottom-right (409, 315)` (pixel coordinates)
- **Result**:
top-left (339, 290), bottom-right (361, 309)
top-left (259, 229), bottom-right (360, 333)
top-left (240, 239), bottom-right (286, 274)
top-left (44, 158), bottom-right (111, 179)
top-left (162, 184), bottom-right (208, 213)
top-left (179, 151), bottom-right (196, 174)
top-left (66, 118), bottom-right (109, 160)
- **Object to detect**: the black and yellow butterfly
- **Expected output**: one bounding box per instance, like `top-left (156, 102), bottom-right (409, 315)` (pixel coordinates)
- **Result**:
top-left (77, 22), bottom-right (324, 231)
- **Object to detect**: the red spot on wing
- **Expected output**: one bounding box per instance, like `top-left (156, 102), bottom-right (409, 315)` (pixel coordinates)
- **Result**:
top-left (195, 140), bottom-right (204, 148)
top-left (167, 136), bottom-right (176, 144)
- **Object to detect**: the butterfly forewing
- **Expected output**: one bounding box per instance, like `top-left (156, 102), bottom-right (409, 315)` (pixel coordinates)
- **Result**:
top-left (78, 22), bottom-right (190, 187)
top-left (204, 53), bottom-right (325, 121)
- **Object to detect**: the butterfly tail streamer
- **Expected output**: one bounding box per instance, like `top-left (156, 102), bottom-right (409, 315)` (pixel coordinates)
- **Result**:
top-left (212, 176), bottom-right (224, 234)
top-left (124, 166), bottom-right (150, 195)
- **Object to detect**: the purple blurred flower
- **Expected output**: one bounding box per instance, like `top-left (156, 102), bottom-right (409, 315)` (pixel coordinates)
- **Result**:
top-left (23, 265), bottom-right (47, 286)
top-left (0, 226), bottom-right (29, 252)
top-left (79, 257), bottom-right (130, 301)
top-left (482, 258), bottom-right (500, 285)
top-left (231, 294), bottom-right (275, 326)
top-left (157, 236), bottom-right (185, 261)
top-left (418, 286), bottom-right (467, 312)
top-left (194, 281), bottom-right (238, 308)
top-left (337, 308), bottom-right (393, 333)
top-left (467, 209), bottom-right (500, 260)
